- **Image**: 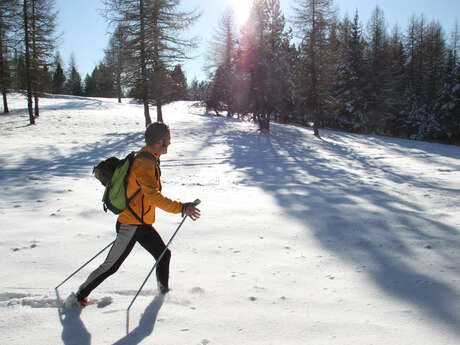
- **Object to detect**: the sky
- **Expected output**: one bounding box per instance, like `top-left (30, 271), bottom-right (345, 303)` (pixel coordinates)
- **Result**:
top-left (55, 0), bottom-right (460, 83)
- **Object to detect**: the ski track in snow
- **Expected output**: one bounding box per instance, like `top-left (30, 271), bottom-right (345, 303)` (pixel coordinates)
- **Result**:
top-left (0, 93), bottom-right (459, 345)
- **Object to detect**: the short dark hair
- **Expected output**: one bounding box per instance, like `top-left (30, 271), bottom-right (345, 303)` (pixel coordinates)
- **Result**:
top-left (145, 122), bottom-right (170, 146)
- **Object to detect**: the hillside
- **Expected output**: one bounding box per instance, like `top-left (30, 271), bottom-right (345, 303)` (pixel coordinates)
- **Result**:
top-left (0, 93), bottom-right (459, 345)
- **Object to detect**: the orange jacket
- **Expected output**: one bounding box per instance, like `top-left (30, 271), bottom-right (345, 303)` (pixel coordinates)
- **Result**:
top-left (117, 146), bottom-right (183, 225)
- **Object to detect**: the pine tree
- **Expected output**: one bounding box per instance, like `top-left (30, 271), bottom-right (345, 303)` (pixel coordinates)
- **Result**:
top-left (52, 60), bottom-right (66, 94)
top-left (103, 0), bottom-right (155, 125)
top-left (209, 65), bottom-right (229, 115)
top-left (293, 0), bottom-right (337, 136)
top-left (29, 0), bottom-right (58, 117)
top-left (103, 0), bottom-right (199, 125)
top-left (148, 0), bottom-right (200, 122)
top-left (168, 64), bottom-right (187, 101)
top-left (65, 55), bottom-right (83, 96)
top-left (386, 25), bottom-right (408, 136)
top-left (104, 25), bottom-right (128, 103)
top-left (12, 50), bottom-right (26, 90)
top-left (21, 0), bottom-right (58, 122)
top-left (187, 78), bottom-right (209, 101)
top-left (365, 6), bottom-right (392, 133)
top-left (205, 7), bottom-right (237, 76)
top-left (23, 0), bottom-right (35, 124)
top-left (262, 0), bottom-right (294, 124)
top-left (333, 11), bottom-right (368, 132)
top-left (206, 7), bottom-right (237, 116)
top-left (0, 0), bottom-right (20, 114)
top-left (424, 21), bottom-right (446, 109)
top-left (240, 0), bottom-right (269, 129)
top-left (84, 72), bottom-right (97, 96)
top-left (432, 64), bottom-right (459, 144)
top-left (404, 16), bottom-right (449, 139)
top-left (430, 23), bottom-right (459, 143)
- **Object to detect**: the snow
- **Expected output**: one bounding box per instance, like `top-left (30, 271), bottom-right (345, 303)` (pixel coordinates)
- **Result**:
top-left (1, 93), bottom-right (459, 345)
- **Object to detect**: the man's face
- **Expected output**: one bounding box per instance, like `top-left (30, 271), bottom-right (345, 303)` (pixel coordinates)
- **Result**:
top-left (158, 132), bottom-right (171, 155)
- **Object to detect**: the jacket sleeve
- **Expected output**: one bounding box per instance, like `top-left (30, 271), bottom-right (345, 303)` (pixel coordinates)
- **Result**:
top-left (134, 158), bottom-right (183, 214)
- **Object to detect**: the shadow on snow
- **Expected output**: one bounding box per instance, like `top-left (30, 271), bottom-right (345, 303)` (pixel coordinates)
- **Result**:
top-left (58, 295), bottom-right (164, 345)
top-left (0, 131), bottom-right (145, 202)
top-left (203, 116), bottom-right (460, 335)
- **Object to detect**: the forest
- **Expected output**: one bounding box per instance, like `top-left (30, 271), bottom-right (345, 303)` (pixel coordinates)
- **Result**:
top-left (1, 0), bottom-right (459, 144)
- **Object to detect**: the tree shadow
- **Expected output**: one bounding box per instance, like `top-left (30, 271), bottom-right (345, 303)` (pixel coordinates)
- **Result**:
top-left (112, 295), bottom-right (164, 345)
top-left (217, 122), bottom-right (460, 336)
top-left (0, 130), bottom-right (145, 202)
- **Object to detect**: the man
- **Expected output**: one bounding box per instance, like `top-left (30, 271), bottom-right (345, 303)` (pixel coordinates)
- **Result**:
top-left (65, 122), bottom-right (201, 307)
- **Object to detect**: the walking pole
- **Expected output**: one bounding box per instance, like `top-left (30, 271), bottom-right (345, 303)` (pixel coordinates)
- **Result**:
top-left (55, 240), bottom-right (115, 291)
top-left (126, 199), bottom-right (200, 331)
top-left (127, 199), bottom-right (200, 312)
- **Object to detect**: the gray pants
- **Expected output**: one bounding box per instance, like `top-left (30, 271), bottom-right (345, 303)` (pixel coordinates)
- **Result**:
top-left (77, 223), bottom-right (170, 300)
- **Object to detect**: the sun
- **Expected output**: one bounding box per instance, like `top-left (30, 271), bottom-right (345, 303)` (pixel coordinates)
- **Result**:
top-left (229, 0), bottom-right (253, 26)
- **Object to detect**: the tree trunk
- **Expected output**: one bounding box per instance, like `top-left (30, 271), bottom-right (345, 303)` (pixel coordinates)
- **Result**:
top-left (34, 94), bottom-right (39, 117)
top-left (139, 0), bottom-right (151, 127)
top-left (0, 36), bottom-right (8, 113)
top-left (313, 120), bottom-right (320, 136)
top-left (2, 92), bottom-right (9, 113)
top-left (156, 101), bottom-right (163, 123)
top-left (152, 4), bottom-right (163, 123)
top-left (117, 73), bottom-right (122, 103)
top-left (23, 0), bottom-right (35, 125)
top-left (31, 0), bottom-right (39, 118)
top-left (143, 98), bottom-right (151, 127)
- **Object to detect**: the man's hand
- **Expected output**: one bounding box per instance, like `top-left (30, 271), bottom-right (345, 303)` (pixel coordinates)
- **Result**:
top-left (182, 203), bottom-right (201, 220)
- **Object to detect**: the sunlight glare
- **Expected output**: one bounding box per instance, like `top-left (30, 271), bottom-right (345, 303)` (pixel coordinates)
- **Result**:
top-left (229, 0), bottom-right (253, 26)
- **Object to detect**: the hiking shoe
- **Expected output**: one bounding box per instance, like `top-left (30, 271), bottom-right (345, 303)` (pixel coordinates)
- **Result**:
top-left (64, 292), bottom-right (88, 308)
top-left (79, 298), bottom-right (89, 307)
top-left (157, 281), bottom-right (169, 295)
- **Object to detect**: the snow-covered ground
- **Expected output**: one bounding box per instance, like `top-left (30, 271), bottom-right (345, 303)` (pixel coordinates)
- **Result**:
top-left (0, 93), bottom-right (459, 345)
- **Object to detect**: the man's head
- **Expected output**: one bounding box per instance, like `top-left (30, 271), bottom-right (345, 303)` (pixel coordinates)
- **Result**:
top-left (145, 122), bottom-right (171, 155)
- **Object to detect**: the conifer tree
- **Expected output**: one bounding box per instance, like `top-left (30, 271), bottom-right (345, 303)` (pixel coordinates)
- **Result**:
top-left (84, 72), bottom-right (97, 97)
top-left (364, 6), bottom-right (392, 132)
top-left (206, 8), bottom-right (237, 116)
top-left (168, 64), bottom-right (187, 101)
top-left (52, 60), bottom-right (66, 94)
top-left (432, 64), bottom-right (459, 144)
top-left (240, 0), bottom-right (269, 129)
top-left (333, 11), bottom-right (368, 132)
top-left (30, 0), bottom-right (57, 117)
top-left (262, 0), bottom-right (294, 124)
top-left (65, 55), bottom-right (83, 96)
top-left (23, 0), bottom-right (34, 124)
top-left (104, 25), bottom-right (128, 103)
top-left (21, 0), bottom-right (58, 122)
top-left (0, 0), bottom-right (19, 114)
top-left (103, 0), bottom-right (199, 125)
top-left (293, 0), bottom-right (337, 136)
top-left (386, 25), bottom-right (408, 136)
top-left (148, 0), bottom-right (199, 122)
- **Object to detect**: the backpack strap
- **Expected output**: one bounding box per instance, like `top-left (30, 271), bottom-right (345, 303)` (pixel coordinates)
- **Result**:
top-left (135, 151), bottom-right (160, 179)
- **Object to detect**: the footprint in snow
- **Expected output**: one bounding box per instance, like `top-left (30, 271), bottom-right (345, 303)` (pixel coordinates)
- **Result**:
top-left (0, 293), bottom-right (60, 308)
top-left (96, 296), bottom-right (113, 308)
top-left (12, 243), bottom-right (38, 252)
top-left (191, 287), bottom-right (205, 294)
top-left (0, 292), bottom-right (29, 302)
